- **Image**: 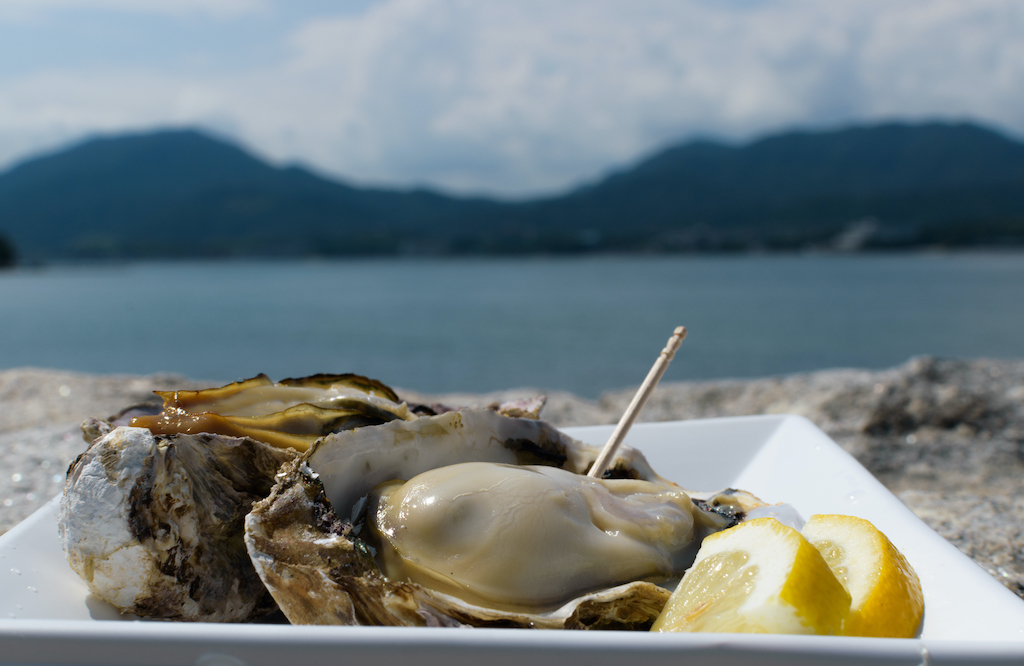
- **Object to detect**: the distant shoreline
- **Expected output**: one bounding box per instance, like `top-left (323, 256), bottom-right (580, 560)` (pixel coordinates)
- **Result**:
top-left (5, 245), bottom-right (1024, 272)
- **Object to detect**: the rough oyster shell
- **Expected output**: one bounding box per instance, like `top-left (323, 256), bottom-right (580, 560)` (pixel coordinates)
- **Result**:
top-left (59, 426), bottom-right (297, 621)
top-left (245, 409), bottom-right (753, 629)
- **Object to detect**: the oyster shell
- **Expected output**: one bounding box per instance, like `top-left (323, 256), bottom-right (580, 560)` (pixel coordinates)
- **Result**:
top-left (59, 426), bottom-right (297, 621)
top-left (60, 372), bottom-right (419, 621)
top-left (129, 373), bottom-right (415, 451)
top-left (245, 409), bottom-right (759, 629)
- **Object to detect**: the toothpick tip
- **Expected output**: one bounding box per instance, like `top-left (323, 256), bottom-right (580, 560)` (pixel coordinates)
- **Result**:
top-left (588, 325), bottom-right (689, 478)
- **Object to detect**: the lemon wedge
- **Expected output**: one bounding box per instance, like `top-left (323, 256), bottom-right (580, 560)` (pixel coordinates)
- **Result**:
top-left (652, 517), bottom-right (851, 634)
top-left (802, 514), bottom-right (923, 638)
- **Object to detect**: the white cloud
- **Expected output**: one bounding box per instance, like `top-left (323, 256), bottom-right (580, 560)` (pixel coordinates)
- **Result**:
top-left (1, 0), bottom-right (1023, 196)
top-left (0, 69), bottom-right (242, 168)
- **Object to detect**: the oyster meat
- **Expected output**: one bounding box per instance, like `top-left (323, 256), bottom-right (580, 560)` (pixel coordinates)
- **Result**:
top-left (369, 462), bottom-right (714, 613)
top-left (245, 409), bottom-right (762, 629)
top-left (129, 373), bottom-right (415, 451)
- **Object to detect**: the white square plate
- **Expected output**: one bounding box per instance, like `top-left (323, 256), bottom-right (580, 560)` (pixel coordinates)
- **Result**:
top-left (2, 415), bottom-right (1023, 665)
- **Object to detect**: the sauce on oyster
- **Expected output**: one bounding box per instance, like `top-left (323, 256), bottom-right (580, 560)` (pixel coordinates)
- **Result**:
top-left (367, 462), bottom-right (720, 612)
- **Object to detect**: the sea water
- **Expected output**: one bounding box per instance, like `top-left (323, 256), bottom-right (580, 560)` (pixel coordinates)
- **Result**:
top-left (1, 253), bottom-right (1022, 397)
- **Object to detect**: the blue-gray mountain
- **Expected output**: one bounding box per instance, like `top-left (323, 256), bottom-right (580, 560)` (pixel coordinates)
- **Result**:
top-left (1, 122), bottom-right (1023, 261)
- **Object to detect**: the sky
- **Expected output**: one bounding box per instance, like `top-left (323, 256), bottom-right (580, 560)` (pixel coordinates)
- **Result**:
top-left (0, 0), bottom-right (1022, 198)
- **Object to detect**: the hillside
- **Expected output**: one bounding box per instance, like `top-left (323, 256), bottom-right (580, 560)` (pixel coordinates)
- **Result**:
top-left (515, 122), bottom-right (1024, 250)
top-left (1, 122), bottom-right (1023, 261)
top-left (0, 130), bottom-right (501, 259)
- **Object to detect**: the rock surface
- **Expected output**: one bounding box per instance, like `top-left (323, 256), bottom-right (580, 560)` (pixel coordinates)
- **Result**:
top-left (2, 358), bottom-right (1023, 601)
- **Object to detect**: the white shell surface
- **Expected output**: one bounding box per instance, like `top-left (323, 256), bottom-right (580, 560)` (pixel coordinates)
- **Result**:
top-left (58, 427), bottom-right (171, 613)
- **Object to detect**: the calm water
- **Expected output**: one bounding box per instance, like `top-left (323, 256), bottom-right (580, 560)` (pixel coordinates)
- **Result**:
top-left (2, 253), bottom-right (1022, 397)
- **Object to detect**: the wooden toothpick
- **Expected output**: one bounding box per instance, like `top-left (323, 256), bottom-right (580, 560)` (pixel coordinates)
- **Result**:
top-left (587, 326), bottom-right (687, 478)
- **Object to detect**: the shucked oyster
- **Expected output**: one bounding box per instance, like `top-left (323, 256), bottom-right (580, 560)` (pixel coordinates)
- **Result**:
top-left (245, 410), bottom-right (762, 629)
top-left (60, 373), bottom-right (414, 621)
top-left (128, 373), bottom-right (415, 451)
top-left (369, 463), bottom-right (710, 613)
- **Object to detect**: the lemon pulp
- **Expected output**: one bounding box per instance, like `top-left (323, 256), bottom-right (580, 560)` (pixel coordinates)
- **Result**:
top-left (802, 514), bottom-right (924, 638)
top-left (652, 517), bottom-right (850, 634)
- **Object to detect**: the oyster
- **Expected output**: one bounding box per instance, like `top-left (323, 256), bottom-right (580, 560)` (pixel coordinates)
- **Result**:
top-left (245, 409), bottom-right (761, 629)
top-left (60, 372), bottom-right (415, 621)
top-left (129, 373), bottom-right (415, 451)
top-left (59, 426), bottom-right (297, 621)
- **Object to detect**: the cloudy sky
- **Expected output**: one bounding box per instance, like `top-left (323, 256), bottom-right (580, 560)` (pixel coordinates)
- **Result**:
top-left (1, 0), bottom-right (1022, 197)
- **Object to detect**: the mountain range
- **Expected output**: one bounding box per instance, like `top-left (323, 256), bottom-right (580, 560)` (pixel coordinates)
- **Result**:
top-left (1, 121), bottom-right (1023, 263)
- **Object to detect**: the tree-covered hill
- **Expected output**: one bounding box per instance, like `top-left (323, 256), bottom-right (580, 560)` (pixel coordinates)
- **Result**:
top-left (1, 121), bottom-right (1022, 262)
